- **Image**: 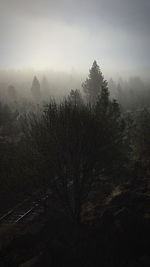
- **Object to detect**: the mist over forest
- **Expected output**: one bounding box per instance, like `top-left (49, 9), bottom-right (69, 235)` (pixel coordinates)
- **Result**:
top-left (0, 1), bottom-right (150, 267)
top-left (1, 67), bottom-right (150, 110)
top-left (0, 60), bottom-right (150, 267)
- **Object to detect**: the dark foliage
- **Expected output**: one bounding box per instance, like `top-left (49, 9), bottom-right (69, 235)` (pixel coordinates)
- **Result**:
top-left (21, 98), bottom-right (125, 222)
top-left (0, 61), bottom-right (150, 267)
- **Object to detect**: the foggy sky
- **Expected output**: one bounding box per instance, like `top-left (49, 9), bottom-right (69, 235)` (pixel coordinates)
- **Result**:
top-left (0, 0), bottom-right (150, 75)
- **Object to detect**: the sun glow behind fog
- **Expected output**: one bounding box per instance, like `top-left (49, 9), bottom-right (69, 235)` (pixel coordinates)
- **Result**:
top-left (19, 20), bottom-right (63, 70)
top-left (3, 12), bottom-right (116, 73)
top-left (19, 19), bottom-right (91, 71)
top-left (2, 14), bottom-right (148, 80)
top-left (1, 0), bottom-right (150, 79)
top-left (14, 18), bottom-right (117, 75)
top-left (24, 20), bottom-right (126, 75)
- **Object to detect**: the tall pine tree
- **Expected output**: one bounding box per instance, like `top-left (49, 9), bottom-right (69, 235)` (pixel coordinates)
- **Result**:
top-left (82, 60), bottom-right (109, 104)
top-left (31, 76), bottom-right (41, 102)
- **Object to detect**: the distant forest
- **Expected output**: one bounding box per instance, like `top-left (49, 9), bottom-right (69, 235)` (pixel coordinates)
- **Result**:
top-left (1, 65), bottom-right (150, 111)
top-left (0, 61), bottom-right (150, 266)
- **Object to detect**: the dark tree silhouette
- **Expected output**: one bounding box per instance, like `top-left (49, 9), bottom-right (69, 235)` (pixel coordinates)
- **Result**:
top-left (82, 60), bottom-right (108, 104)
top-left (23, 97), bottom-right (125, 223)
top-left (134, 108), bottom-right (150, 167)
top-left (31, 76), bottom-right (41, 102)
top-left (68, 89), bottom-right (83, 106)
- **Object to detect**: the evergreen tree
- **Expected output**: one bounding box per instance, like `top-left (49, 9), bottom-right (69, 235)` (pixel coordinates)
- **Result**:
top-left (68, 89), bottom-right (83, 106)
top-left (31, 76), bottom-right (41, 102)
top-left (135, 108), bottom-right (150, 166)
top-left (82, 60), bottom-right (108, 104)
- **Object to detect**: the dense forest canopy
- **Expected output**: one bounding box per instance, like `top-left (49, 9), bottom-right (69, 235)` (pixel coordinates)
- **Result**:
top-left (0, 61), bottom-right (149, 213)
top-left (0, 61), bottom-right (150, 267)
